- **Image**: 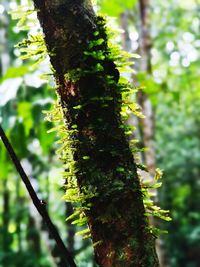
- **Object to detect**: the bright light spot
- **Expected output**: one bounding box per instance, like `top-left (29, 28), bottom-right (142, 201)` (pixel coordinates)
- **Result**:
top-left (154, 78), bottom-right (162, 84)
top-left (27, 139), bottom-right (42, 155)
top-left (9, 116), bottom-right (16, 128)
top-left (9, 2), bottom-right (17, 10)
top-left (177, 0), bottom-right (196, 9)
top-left (187, 49), bottom-right (198, 62)
top-left (31, 179), bottom-right (40, 192)
top-left (194, 40), bottom-right (200, 47)
top-left (192, 18), bottom-right (200, 32)
top-left (28, 139), bottom-right (40, 151)
top-left (21, 159), bottom-right (32, 176)
top-left (153, 69), bottom-right (167, 80)
top-left (169, 61), bottom-right (178, 67)
top-left (14, 58), bottom-right (23, 67)
top-left (182, 58), bottom-right (190, 67)
top-left (178, 42), bottom-right (193, 56)
top-left (13, 26), bottom-right (20, 33)
top-left (0, 5), bottom-right (5, 14)
top-left (33, 97), bottom-right (54, 106)
top-left (29, 12), bottom-right (37, 20)
top-left (49, 167), bottom-right (63, 182)
top-left (0, 78), bottom-right (22, 106)
top-left (130, 32), bottom-right (139, 41)
top-left (24, 71), bottom-right (46, 88)
top-left (9, 224), bottom-right (16, 234)
top-left (131, 41), bottom-right (139, 50)
top-left (13, 48), bottom-right (20, 57)
top-left (170, 51), bottom-right (180, 61)
top-left (154, 6), bottom-right (161, 14)
top-left (29, 27), bottom-right (40, 35)
top-left (183, 32), bottom-right (194, 42)
top-left (21, 0), bottom-right (28, 5)
top-left (153, 70), bottom-right (160, 78)
top-left (166, 41), bottom-right (174, 52)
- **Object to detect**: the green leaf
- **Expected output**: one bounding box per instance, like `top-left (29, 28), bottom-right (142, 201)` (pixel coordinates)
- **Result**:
top-left (99, 0), bottom-right (137, 17)
top-left (0, 65), bottom-right (32, 83)
top-left (17, 102), bottom-right (33, 136)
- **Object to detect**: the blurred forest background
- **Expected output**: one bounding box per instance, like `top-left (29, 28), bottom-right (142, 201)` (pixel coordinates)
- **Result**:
top-left (0, 0), bottom-right (200, 266)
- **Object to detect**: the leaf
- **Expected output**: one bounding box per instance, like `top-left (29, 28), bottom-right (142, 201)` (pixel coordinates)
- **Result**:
top-left (38, 123), bottom-right (56, 154)
top-left (17, 102), bottom-right (33, 136)
top-left (98, 0), bottom-right (137, 17)
top-left (75, 228), bottom-right (90, 236)
top-left (0, 65), bottom-right (32, 83)
top-left (155, 168), bottom-right (163, 180)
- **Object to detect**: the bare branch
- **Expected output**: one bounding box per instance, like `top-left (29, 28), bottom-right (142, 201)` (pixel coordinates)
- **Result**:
top-left (0, 125), bottom-right (77, 267)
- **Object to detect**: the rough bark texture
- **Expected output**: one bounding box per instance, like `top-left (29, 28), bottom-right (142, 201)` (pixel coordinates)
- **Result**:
top-left (33, 0), bottom-right (159, 266)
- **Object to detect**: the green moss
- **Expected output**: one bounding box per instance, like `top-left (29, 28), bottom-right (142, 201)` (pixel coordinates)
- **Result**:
top-left (14, 5), bottom-right (170, 239)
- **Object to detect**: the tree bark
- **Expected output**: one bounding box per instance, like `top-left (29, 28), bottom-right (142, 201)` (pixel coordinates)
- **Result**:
top-left (0, 0), bottom-right (10, 75)
top-left (33, 1), bottom-right (159, 266)
top-left (138, 0), bottom-right (155, 177)
top-left (138, 1), bottom-right (168, 266)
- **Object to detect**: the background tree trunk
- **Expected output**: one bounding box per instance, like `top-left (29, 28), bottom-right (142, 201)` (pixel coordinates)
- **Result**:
top-left (0, 0), bottom-right (10, 75)
top-left (2, 178), bottom-right (11, 266)
top-left (138, 0), bottom-right (155, 177)
top-left (65, 202), bottom-right (75, 255)
top-left (138, 1), bottom-right (168, 266)
top-left (33, 0), bottom-right (159, 266)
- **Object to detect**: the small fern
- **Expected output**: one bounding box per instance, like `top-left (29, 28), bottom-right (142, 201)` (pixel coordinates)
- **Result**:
top-left (13, 4), bottom-right (171, 239)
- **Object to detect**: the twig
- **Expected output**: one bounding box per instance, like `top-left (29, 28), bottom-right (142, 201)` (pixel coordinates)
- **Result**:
top-left (0, 125), bottom-right (77, 267)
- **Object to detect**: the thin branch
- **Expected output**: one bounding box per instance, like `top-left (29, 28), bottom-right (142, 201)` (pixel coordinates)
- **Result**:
top-left (0, 125), bottom-right (77, 267)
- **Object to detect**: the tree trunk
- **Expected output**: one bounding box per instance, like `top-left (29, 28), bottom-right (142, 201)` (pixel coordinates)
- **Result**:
top-left (138, 0), bottom-right (155, 177)
top-left (138, 1), bottom-right (168, 266)
top-left (120, 11), bottom-right (132, 52)
top-left (0, 0), bottom-right (10, 74)
top-left (2, 178), bottom-right (11, 266)
top-left (33, 1), bottom-right (159, 266)
top-left (16, 178), bottom-right (23, 252)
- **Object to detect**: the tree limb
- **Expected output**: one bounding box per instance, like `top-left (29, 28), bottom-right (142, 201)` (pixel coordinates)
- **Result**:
top-left (0, 125), bottom-right (77, 267)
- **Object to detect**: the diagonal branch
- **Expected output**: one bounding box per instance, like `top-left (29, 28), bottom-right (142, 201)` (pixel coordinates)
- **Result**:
top-left (0, 125), bottom-right (77, 267)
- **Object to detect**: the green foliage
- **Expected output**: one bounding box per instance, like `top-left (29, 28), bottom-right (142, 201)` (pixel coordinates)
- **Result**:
top-left (10, 3), bottom-right (169, 242)
top-left (141, 168), bottom-right (171, 223)
top-left (16, 33), bottom-right (47, 64)
top-left (157, 97), bottom-right (200, 266)
top-left (98, 0), bottom-right (137, 17)
top-left (9, 5), bottom-right (37, 30)
top-left (45, 14), bottom-right (169, 238)
top-left (1, 1), bottom-right (183, 265)
top-left (0, 2), bottom-right (68, 266)
top-left (2, 0), bottom-right (200, 266)
top-left (151, 1), bottom-right (200, 265)
top-left (0, 65), bottom-right (32, 83)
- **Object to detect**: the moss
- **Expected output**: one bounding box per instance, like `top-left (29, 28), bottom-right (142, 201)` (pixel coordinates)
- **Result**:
top-left (14, 2), bottom-right (168, 264)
